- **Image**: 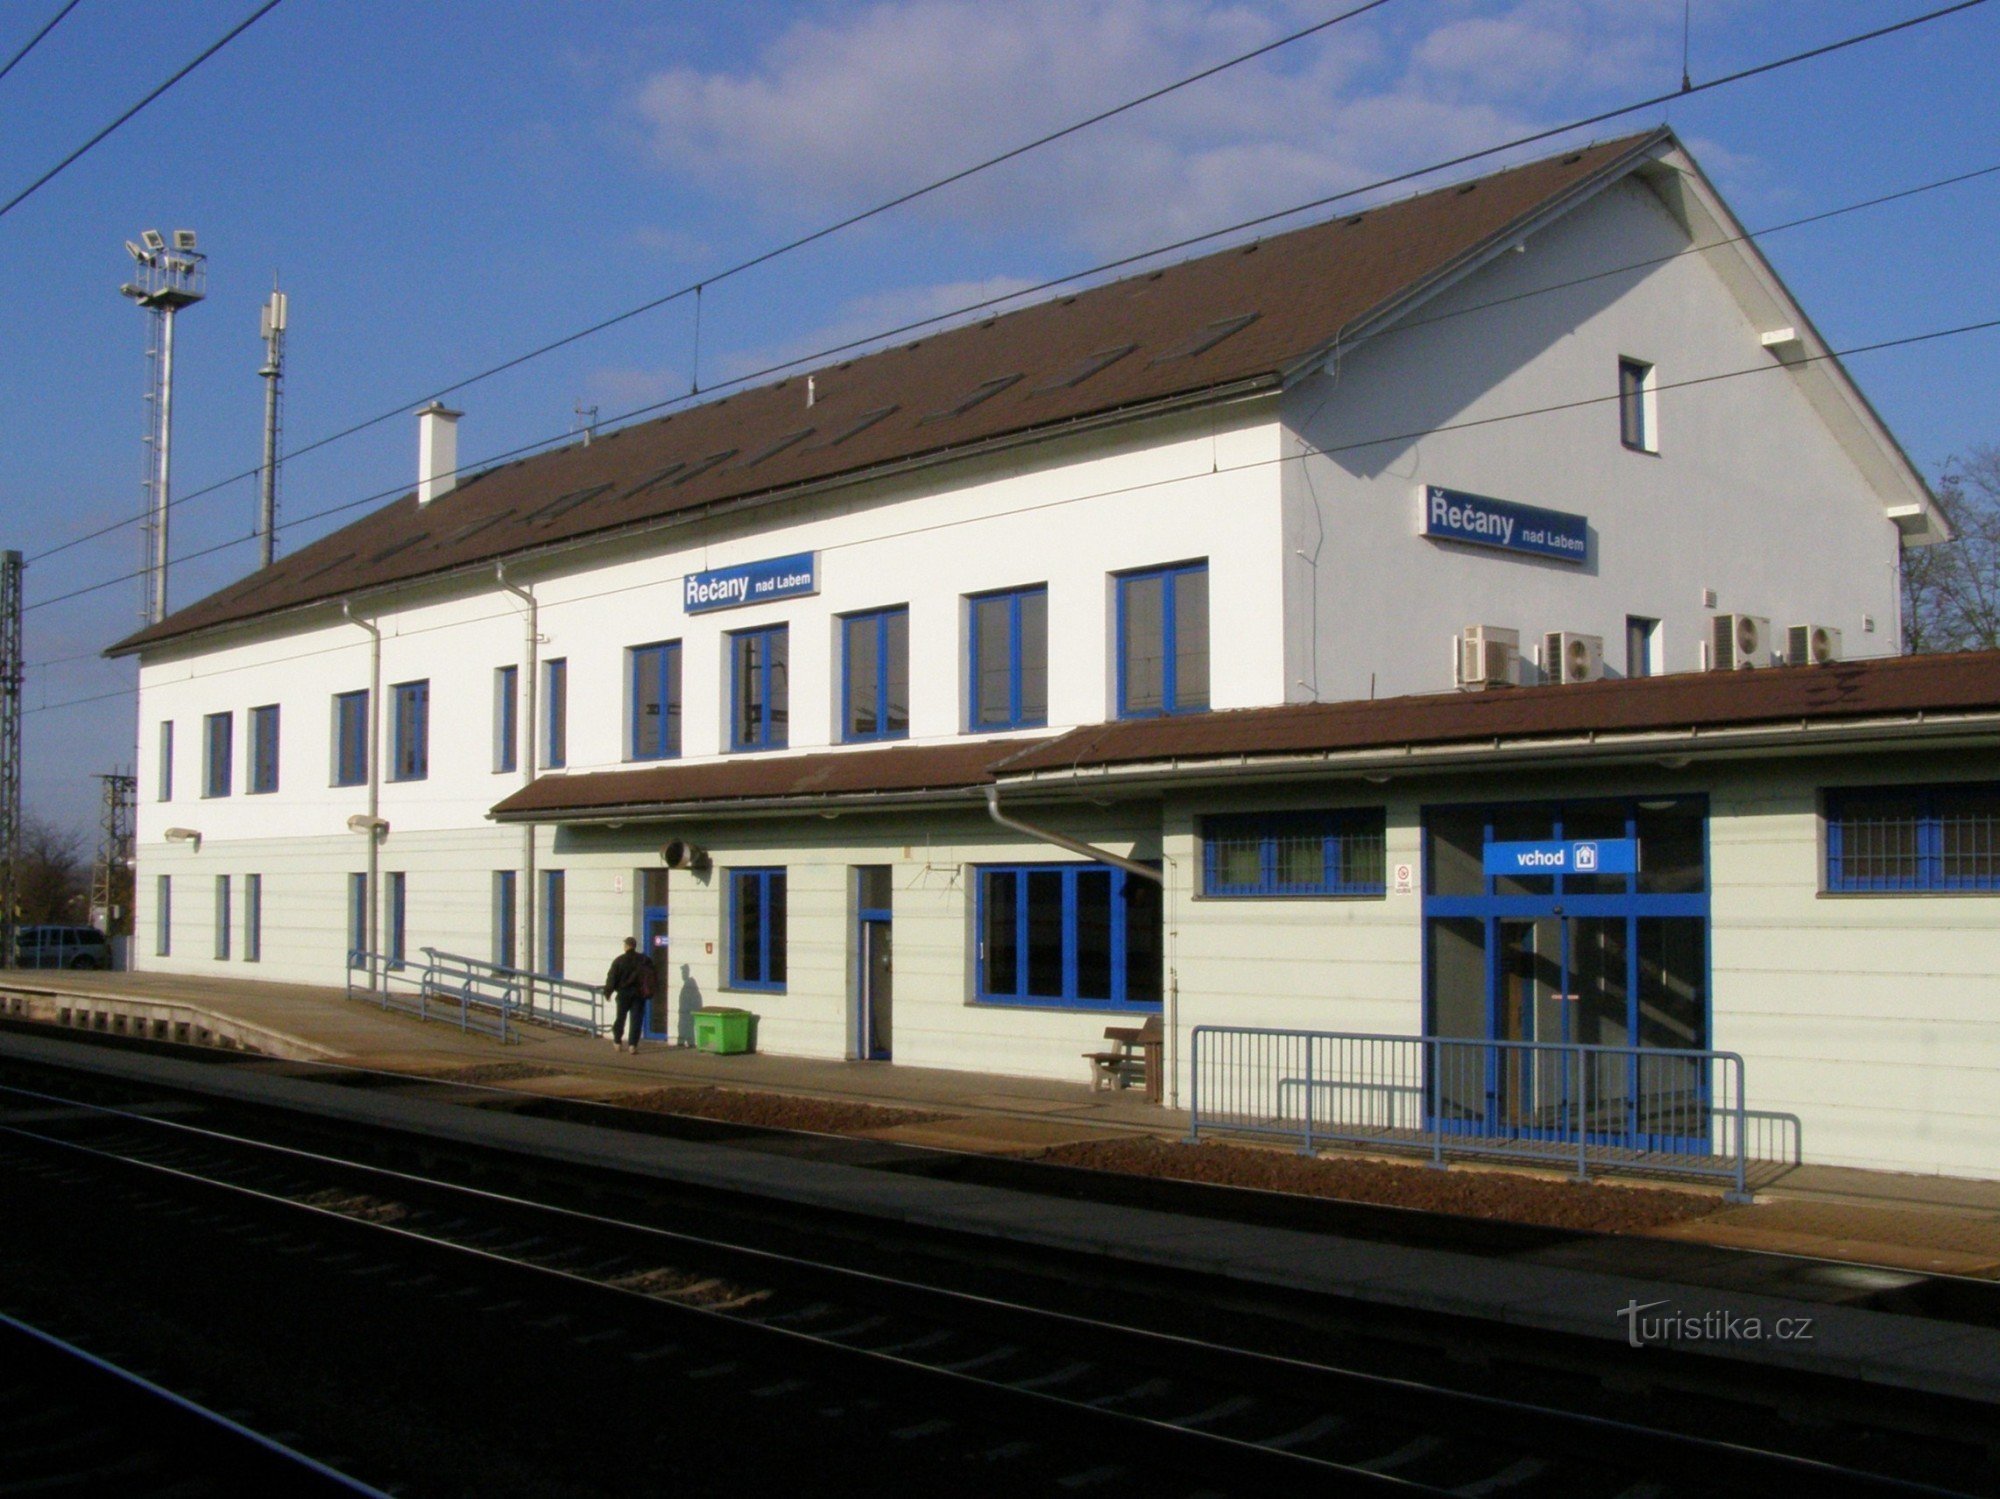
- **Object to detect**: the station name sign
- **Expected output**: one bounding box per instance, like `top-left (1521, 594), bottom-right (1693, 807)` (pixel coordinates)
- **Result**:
top-left (684, 551), bottom-right (818, 614)
top-left (1421, 486), bottom-right (1588, 565)
top-left (1483, 839), bottom-right (1640, 877)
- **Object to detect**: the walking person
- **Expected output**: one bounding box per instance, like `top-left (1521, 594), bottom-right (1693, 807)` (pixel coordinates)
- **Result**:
top-left (604, 937), bottom-right (654, 1054)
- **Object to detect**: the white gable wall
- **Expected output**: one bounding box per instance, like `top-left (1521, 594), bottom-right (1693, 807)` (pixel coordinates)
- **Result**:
top-left (1282, 174), bottom-right (1904, 702)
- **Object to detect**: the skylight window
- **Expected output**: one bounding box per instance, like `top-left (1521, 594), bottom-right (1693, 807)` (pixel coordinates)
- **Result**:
top-left (735, 429), bottom-right (815, 469)
top-left (815, 405), bottom-right (899, 447)
top-left (525, 483), bottom-right (612, 526)
top-left (1148, 312), bottom-right (1260, 366)
top-left (368, 533), bottom-right (430, 566)
top-left (1031, 345), bottom-right (1134, 395)
top-left (623, 463), bottom-right (684, 499)
top-left (672, 450), bottom-right (738, 485)
top-left (919, 374), bottom-right (1021, 425)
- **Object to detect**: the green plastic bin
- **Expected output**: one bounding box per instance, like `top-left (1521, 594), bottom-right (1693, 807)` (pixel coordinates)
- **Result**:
top-left (692, 1007), bottom-right (755, 1055)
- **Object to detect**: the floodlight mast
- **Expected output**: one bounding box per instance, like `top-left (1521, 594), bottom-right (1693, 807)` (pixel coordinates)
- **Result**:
top-left (120, 230), bottom-right (205, 624)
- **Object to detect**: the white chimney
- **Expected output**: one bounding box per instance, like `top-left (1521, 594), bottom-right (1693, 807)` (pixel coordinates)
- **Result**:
top-left (416, 401), bottom-right (462, 506)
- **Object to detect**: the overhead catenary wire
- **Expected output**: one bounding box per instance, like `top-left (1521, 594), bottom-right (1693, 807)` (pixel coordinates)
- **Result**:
top-left (0, 0), bottom-right (82, 87)
top-left (26, 308), bottom-right (1998, 715)
top-left (0, 0), bottom-right (286, 222)
top-left (21, 0), bottom-right (1985, 571)
top-left (24, 139), bottom-right (2000, 641)
top-left (18, 0), bottom-right (1397, 567)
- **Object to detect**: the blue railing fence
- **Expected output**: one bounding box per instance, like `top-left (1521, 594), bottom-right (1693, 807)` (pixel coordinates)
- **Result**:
top-left (344, 947), bottom-right (605, 1043)
top-left (1187, 1025), bottom-right (1756, 1199)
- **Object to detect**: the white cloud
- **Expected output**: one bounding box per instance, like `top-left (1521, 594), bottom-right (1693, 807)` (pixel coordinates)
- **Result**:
top-left (625, 0), bottom-right (1728, 258)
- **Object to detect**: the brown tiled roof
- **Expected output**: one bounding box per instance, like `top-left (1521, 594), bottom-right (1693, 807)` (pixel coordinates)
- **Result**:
top-left (996, 652), bottom-right (2000, 776)
top-left (490, 737), bottom-right (1042, 821)
top-left (113, 132), bottom-right (1665, 656)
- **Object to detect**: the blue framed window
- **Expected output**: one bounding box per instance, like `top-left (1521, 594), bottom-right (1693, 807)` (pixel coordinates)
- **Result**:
top-left (390, 680), bottom-right (429, 781)
top-left (493, 870), bottom-right (517, 969)
top-left (333, 690), bottom-right (369, 787)
top-left (730, 625), bottom-right (789, 751)
top-left (843, 607), bottom-right (909, 742)
top-left (629, 642), bottom-right (681, 761)
top-left (543, 657), bottom-right (567, 768)
top-left (1202, 810), bottom-right (1386, 897)
top-left (156, 875), bottom-right (172, 957)
top-left (968, 586), bottom-right (1046, 731)
top-left (1118, 561), bottom-right (1208, 717)
top-left (976, 863), bottom-right (1161, 1010)
top-left (214, 875), bottom-right (231, 960)
top-left (387, 871), bottom-right (407, 968)
top-left (542, 869), bottom-right (566, 979)
top-left (243, 875), bottom-right (262, 967)
top-left (158, 720), bottom-right (174, 801)
top-left (249, 704), bottom-right (280, 794)
top-left (202, 711), bottom-right (232, 798)
top-left (494, 665), bottom-right (518, 773)
top-left (346, 872), bottom-right (366, 960)
top-left (729, 868), bottom-right (787, 991)
top-left (244, 874), bottom-right (262, 964)
top-left (1826, 783), bottom-right (2000, 893)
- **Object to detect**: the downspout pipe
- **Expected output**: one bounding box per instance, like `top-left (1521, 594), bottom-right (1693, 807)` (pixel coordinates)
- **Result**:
top-left (984, 784), bottom-right (1180, 1109)
top-left (496, 563), bottom-right (538, 1002)
top-left (341, 600), bottom-right (382, 988)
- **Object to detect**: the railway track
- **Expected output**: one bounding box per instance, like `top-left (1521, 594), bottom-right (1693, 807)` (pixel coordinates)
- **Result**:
top-left (1, 1057), bottom-right (1989, 1499)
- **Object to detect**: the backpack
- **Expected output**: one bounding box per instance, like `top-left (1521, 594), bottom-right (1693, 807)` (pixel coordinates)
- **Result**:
top-left (636, 957), bottom-right (657, 1001)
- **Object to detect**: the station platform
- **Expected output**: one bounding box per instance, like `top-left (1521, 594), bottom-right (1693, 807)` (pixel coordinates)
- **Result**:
top-left (5, 968), bottom-right (1998, 1284)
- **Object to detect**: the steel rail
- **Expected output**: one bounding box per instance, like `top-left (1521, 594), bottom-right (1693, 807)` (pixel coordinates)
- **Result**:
top-left (0, 1072), bottom-right (1978, 1499)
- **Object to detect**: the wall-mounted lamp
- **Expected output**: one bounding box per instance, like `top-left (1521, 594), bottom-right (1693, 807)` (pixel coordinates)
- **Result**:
top-left (346, 813), bottom-right (390, 839)
top-left (1655, 757), bottom-right (1692, 771)
top-left (162, 827), bottom-right (202, 850)
top-left (1362, 773), bottom-right (1393, 785)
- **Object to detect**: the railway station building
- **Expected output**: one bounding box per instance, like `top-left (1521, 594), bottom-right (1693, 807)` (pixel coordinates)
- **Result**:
top-left (111, 129), bottom-right (1997, 1181)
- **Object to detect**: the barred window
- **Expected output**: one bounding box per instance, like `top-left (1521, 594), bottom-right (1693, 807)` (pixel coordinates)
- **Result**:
top-left (1826, 783), bottom-right (2000, 893)
top-left (1201, 810), bottom-right (1387, 897)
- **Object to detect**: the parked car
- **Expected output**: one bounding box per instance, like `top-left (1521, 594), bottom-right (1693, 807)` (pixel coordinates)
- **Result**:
top-left (14, 925), bottom-right (113, 969)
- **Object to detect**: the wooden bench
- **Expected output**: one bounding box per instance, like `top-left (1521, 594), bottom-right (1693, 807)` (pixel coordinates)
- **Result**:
top-left (1084, 1014), bottom-right (1163, 1103)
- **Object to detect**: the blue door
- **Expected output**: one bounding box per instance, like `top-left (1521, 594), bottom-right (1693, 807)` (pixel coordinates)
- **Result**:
top-left (641, 902), bottom-right (670, 1039)
top-left (1423, 798), bottom-right (1711, 1153)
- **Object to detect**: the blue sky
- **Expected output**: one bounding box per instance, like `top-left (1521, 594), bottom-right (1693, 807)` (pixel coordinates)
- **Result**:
top-left (2, 0), bottom-right (1996, 835)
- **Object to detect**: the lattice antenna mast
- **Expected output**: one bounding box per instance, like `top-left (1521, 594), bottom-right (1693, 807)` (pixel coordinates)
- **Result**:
top-left (90, 772), bottom-right (137, 938)
top-left (257, 281), bottom-right (287, 568)
top-left (0, 551), bottom-right (22, 968)
top-left (120, 230), bottom-right (206, 624)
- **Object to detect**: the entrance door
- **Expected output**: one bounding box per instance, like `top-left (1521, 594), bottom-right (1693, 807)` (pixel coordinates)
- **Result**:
top-left (1423, 798), bottom-right (1710, 1152)
top-left (641, 902), bottom-right (670, 1039)
top-left (855, 866), bottom-right (892, 1061)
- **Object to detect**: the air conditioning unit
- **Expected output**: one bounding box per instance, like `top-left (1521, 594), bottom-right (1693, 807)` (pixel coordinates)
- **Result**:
top-left (1711, 613), bottom-right (1771, 670)
top-left (1458, 626), bottom-right (1520, 689)
top-left (1542, 631), bottom-right (1604, 685)
top-left (1787, 623), bottom-right (1843, 666)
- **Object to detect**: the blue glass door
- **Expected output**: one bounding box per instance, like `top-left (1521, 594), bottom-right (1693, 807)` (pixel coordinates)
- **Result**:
top-left (1425, 798), bottom-right (1711, 1152)
top-left (641, 902), bottom-right (669, 1039)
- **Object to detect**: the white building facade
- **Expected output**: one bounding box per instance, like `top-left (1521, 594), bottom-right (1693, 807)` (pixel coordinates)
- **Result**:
top-left (116, 132), bottom-right (1997, 1180)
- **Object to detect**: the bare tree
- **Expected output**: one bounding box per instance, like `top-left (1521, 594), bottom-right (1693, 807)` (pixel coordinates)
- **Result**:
top-left (14, 816), bottom-right (89, 926)
top-left (1905, 446), bottom-right (2000, 653)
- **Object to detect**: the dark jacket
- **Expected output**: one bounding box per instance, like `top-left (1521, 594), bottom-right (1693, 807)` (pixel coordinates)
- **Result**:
top-left (605, 950), bottom-right (649, 1000)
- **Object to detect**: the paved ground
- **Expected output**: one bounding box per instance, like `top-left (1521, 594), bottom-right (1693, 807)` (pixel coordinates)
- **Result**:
top-left (9, 968), bottom-right (1998, 1276)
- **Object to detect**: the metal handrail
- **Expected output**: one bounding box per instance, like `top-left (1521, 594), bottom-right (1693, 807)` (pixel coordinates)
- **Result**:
top-left (418, 947), bottom-right (605, 1036)
top-left (343, 946), bottom-right (511, 1040)
top-left (1187, 1025), bottom-right (1753, 1200)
